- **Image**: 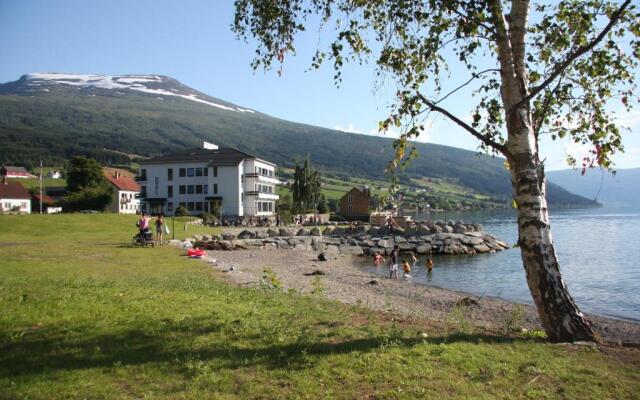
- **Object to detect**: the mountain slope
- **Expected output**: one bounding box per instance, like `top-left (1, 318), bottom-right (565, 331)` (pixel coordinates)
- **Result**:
top-left (548, 168), bottom-right (640, 206)
top-left (0, 73), bottom-right (596, 207)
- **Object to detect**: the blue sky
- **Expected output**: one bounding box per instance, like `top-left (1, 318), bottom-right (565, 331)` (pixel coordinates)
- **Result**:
top-left (1, 0), bottom-right (639, 170)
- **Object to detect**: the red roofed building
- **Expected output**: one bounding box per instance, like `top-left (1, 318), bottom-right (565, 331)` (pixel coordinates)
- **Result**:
top-left (0, 180), bottom-right (32, 213)
top-left (103, 168), bottom-right (140, 214)
top-left (0, 165), bottom-right (36, 179)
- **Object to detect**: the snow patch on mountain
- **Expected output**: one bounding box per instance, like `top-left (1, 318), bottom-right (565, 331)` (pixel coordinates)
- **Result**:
top-left (24, 73), bottom-right (255, 113)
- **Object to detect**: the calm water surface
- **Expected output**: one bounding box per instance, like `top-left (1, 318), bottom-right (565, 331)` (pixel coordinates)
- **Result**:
top-left (358, 207), bottom-right (640, 322)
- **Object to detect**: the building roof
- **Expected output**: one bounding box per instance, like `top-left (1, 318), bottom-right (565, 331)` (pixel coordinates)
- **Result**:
top-left (139, 147), bottom-right (263, 166)
top-left (1, 166), bottom-right (29, 174)
top-left (33, 194), bottom-right (56, 205)
top-left (103, 169), bottom-right (140, 192)
top-left (0, 182), bottom-right (31, 199)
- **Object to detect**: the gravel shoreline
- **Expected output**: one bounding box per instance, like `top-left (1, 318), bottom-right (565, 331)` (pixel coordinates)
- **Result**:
top-left (192, 247), bottom-right (640, 344)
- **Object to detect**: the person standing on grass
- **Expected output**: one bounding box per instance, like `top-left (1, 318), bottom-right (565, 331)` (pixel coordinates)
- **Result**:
top-left (388, 245), bottom-right (399, 279)
top-left (155, 214), bottom-right (165, 245)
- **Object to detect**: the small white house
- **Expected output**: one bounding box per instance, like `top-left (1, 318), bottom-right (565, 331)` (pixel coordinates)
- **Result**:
top-left (103, 169), bottom-right (140, 214)
top-left (137, 142), bottom-right (280, 217)
top-left (0, 180), bottom-right (32, 214)
top-left (47, 170), bottom-right (62, 179)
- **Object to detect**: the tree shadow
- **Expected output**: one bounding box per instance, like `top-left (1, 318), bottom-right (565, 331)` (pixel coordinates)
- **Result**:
top-left (1, 315), bottom-right (521, 379)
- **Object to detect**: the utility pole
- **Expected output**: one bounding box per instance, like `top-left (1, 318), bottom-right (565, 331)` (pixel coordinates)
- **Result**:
top-left (39, 160), bottom-right (43, 214)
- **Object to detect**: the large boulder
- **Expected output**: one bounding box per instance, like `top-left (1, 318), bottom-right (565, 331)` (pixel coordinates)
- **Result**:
top-left (221, 232), bottom-right (236, 241)
top-left (297, 228), bottom-right (310, 236)
top-left (266, 228), bottom-right (279, 237)
top-left (238, 230), bottom-right (257, 239)
top-left (325, 245), bottom-right (340, 257)
top-left (312, 241), bottom-right (326, 252)
top-left (368, 226), bottom-right (381, 236)
top-left (398, 242), bottom-right (416, 252)
top-left (276, 240), bottom-right (291, 250)
top-left (322, 226), bottom-right (335, 236)
top-left (256, 230), bottom-right (269, 239)
top-left (430, 225), bottom-right (443, 234)
top-left (416, 244), bottom-right (431, 254)
top-left (473, 244), bottom-right (492, 253)
top-left (294, 243), bottom-right (312, 251)
top-left (310, 227), bottom-right (322, 236)
top-left (339, 245), bottom-right (364, 256)
top-left (453, 224), bottom-right (467, 234)
top-left (279, 228), bottom-right (296, 237)
top-left (355, 225), bottom-right (368, 234)
top-left (417, 224), bottom-right (431, 235)
top-left (332, 227), bottom-right (345, 235)
top-left (321, 237), bottom-right (342, 245)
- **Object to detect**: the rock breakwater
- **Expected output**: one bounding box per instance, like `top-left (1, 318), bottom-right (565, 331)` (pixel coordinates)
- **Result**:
top-left (188, 221), bottom-right (510, 256)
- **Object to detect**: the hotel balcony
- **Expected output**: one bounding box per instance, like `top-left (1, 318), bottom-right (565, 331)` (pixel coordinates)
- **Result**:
top-left (244, 191), bottom-right (279, 200)
top-left (243, 173), bottom-right (280, 185)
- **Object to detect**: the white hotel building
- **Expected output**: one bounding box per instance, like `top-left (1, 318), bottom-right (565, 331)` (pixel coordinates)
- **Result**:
top-left (136, 143), bottom-right (279, 217)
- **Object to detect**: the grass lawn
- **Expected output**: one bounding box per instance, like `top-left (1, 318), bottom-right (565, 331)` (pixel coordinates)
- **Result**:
top-left (1, 214), bottom-right (638, 399)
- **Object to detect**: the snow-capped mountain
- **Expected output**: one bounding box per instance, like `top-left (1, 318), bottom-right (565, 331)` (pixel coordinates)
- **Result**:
top-left (10, 73), bottom-right (255, 113)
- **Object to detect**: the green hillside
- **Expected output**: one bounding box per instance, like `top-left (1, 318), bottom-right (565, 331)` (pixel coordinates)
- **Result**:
top-left (0, 74), bottom-right (597, 207)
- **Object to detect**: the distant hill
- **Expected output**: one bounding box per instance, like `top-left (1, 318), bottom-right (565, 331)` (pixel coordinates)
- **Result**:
top-left (0, 73), bottom-right (597, 207)
top-left (548, 168), bottom-right (640, 206)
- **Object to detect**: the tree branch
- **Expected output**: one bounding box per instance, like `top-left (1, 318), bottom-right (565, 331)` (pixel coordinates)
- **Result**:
top-left (533, 75), bottom-right (564, 137)
top-left (515, 0), bottom-right (632, 109)
top-left (435, 68), bottom-right (500, 105)
top-left (416, 92), bottom-right (509, 156)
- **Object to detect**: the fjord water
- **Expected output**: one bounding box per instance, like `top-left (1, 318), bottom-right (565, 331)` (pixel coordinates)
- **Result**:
top-left (359, 207), bottom-right (640, 322)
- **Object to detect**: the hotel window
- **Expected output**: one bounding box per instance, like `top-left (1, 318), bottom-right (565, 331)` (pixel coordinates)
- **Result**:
top-left (167, 168), bottom-right (173, 181)
top-left (187, 185), bottom-right (195, 194)
top-left (179, 202), bottom-right (186, 208)
top-left (195, 167), bottom-right (203, 177)
top-left (213, 184), bottom-right (218, 194)
top-left (195, 202), bottom-right (203, 211)
top-left (213, 167), bottom-right (218, 177)
top-left (139, 169), bottom-right (147, 179)
top-left (167, 202), bottom-right (174, 212)
top-left (187, 168), bottom-right (195, 177)
top-left (179, 185), bottom-right (186, 195)
top-left (187, 202), bottom-right (195, 211)
top-left (140, 186), bottom-right (147, 197)
top-left (204, 167), bottom-right (208, 176)
top-left (195, 185), bottom-right (203, 194)
top-left (154, 177), bottom-right (159, 195)
top-left (168, 185), bottom-right (173, 198)
top-left (203, 184), bottom-right (208, 194)
top-left (179, 168), bottom-right (186, 177)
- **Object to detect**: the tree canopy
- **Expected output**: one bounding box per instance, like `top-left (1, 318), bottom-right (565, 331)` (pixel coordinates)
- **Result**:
top-left (233, 0), bottom-right (640, 342)
top-left (234, 0), bottom-right (639, 172)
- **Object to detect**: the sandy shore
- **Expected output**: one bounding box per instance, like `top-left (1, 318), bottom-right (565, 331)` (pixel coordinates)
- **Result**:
top-left (192, 247), bottom-right (640, 344)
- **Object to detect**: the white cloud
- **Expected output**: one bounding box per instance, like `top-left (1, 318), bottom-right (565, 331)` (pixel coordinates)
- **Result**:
top-left (334, 123), bottom-right (363, 134)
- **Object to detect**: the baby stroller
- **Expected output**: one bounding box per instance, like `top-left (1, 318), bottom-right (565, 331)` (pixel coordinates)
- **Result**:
top-left (133, 229), bottom-right (155, 247)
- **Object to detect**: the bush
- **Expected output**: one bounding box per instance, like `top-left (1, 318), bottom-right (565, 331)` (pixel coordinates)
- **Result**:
top-left (62, 186), bottom-right (113, 212)
top-left (175, 206), bottom-right (189, 216)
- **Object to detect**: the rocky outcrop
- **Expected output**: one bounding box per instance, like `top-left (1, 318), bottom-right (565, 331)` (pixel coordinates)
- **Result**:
top-left (192, 221), bottom-right (509, 257)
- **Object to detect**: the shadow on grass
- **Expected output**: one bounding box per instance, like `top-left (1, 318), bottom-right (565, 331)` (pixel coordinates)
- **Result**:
top-left (0, 316), bottom-right (522, 378)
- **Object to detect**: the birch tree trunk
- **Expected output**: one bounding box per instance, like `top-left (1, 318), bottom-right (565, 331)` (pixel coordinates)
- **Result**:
top-left (495, 0), bottom-right (597, 342)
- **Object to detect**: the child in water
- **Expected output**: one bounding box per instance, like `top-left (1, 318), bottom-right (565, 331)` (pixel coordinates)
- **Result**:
top-left (425, 258), bottom-right (434, 272)
top-left (373, 252), bottom-right (385, 267)
top-left (402, 260), bottom-right (412, 280)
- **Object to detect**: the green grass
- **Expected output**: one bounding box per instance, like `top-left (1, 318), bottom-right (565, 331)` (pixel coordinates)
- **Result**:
top-left (1, 214), bottom-right (638, 399)
top-left (8, 177), bottom-right (66, 191)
